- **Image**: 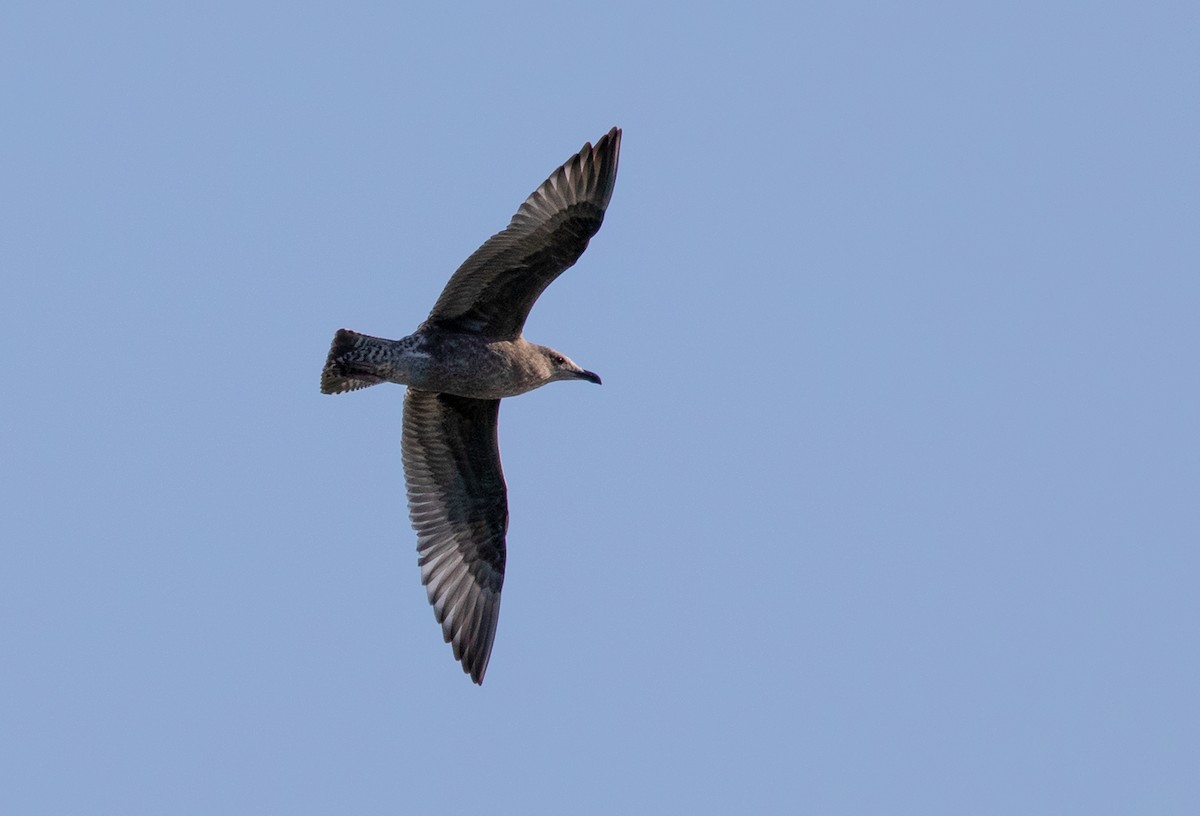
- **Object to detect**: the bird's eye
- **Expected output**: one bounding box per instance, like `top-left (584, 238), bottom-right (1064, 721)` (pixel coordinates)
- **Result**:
top-left (553, 355), bottom-right (565, 365)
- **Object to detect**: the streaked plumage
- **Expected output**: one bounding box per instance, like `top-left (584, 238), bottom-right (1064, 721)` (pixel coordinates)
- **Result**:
top-left (321, 127), bottom-right (621, 683)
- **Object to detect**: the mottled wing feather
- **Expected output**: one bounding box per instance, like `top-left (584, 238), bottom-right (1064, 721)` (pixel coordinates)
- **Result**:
top-left (423, 127), bottom-right (622, 339)
top-left (401, 389), bottom-right (507, 684)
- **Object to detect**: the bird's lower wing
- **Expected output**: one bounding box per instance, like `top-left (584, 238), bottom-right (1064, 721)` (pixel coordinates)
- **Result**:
top-left (401, 389), bottom-right (507, 684)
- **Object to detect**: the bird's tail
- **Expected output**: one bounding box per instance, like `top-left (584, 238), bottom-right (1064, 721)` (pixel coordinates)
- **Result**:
top-left (320, 329), bottom-right (391, 394)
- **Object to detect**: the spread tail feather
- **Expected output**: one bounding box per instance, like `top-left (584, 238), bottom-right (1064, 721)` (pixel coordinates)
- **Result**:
top-left (321, 329), bottom-right (389, 394)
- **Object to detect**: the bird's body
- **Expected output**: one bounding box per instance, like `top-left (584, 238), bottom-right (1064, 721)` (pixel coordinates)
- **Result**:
top-left (321, 127), bottom-right (621, 684)
top-left (322, 328), bottom-right (598, 400)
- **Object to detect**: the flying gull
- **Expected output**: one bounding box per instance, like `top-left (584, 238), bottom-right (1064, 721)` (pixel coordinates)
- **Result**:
top-left (321, 127), bottom-right (621, 684)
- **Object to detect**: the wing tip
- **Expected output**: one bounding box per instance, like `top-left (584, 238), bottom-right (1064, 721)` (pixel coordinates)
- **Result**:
top-left (447, 593), bottom-right (500, 685)
top-left (588, 126), bottom-right (621, 208)
top-left (598, 125), bottom-right (621, 152)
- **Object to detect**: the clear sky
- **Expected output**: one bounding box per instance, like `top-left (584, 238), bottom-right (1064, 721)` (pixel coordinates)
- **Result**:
top-left (3, 1), bottom-right (1197, 813)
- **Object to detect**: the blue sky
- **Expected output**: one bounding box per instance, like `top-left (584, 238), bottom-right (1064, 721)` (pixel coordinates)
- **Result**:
top-left (3, 1), bottom-right (1198, 813)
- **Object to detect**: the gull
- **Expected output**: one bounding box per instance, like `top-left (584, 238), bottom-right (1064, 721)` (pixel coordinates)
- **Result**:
top-left (321, 127), bottom-right (621, 683)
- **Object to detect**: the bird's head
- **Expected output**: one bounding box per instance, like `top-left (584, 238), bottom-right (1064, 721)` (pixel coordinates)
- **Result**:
top-left (536, 345), bottom-right (602, 386)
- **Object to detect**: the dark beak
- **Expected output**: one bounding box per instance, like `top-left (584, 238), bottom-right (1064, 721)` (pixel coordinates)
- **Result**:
top-left (578, 369), bottom-right (602, 385)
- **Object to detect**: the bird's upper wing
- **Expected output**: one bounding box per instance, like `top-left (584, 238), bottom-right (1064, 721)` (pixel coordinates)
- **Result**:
top-left (401, 389), bottom-right (507, 684)
top-left (422, 127), bottom-right (621, 340)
